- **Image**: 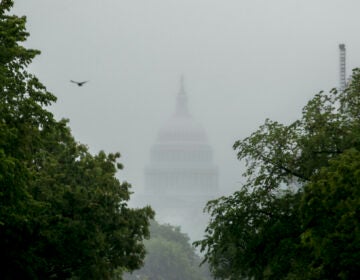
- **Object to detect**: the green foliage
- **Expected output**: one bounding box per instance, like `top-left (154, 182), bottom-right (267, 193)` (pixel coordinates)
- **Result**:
top-left (1, 2), bottom-right (154, 279)
top-left (195, 189), bottom-right (308, 280)
top-left (195, 70), bottom-right (360, 279)
top-left (26, 128), bottom-right (154, 278)
top-left (124, 221), bottom-right (212, 280)
top-left (301, 149), bottom-right (360, 279)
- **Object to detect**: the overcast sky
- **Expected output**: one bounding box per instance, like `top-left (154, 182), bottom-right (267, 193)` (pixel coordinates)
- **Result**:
top-left (13, 0), bottom-right (360, 196)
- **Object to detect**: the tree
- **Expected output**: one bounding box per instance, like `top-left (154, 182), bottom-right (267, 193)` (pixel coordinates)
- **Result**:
top-left (1, 1), bottom-right (154, 278)
top-left (26, 128), bottom-right (154, 279)
top-left (195, 69), bottom-right (360, 279)
top-left (195, 188), bottom-right (308, 280)
top-left (301, 149), bottom-right (360, 279)
top-left (124, 220), bottom-right (212, 280)
top-left (1, 0), bottom-right (58, 276)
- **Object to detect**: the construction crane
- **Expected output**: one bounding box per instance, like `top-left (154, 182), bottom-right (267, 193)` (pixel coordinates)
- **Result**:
top-left (339, 44), bottom-right (346, 92)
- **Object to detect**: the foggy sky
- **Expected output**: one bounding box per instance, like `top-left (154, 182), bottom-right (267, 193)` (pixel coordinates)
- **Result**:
top-left (13, 0), bottom-right (360, 195)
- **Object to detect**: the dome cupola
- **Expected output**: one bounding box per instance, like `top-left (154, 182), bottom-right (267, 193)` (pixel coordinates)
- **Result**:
top-left (156, 76), bottom-right (208, 144)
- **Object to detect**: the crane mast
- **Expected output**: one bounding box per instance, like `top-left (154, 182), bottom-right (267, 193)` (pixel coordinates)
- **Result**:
top-left (339, 44), bottom-right (346, 91)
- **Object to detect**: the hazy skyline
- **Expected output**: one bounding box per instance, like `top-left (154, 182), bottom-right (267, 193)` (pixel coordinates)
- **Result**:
top-left (13, 0), bottom-right (360, 196)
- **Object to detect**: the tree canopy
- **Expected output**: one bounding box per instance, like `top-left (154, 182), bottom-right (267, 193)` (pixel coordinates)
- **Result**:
top-left (301, 148), bottom-right (360, 279)
top-left (0, 1), bottom-right (153, 279)
top-left (195, 69), bottom-right (360, 279)
top-left (124, 220), bottom-right (212, 280)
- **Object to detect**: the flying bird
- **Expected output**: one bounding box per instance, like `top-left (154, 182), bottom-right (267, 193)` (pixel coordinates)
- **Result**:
top-left (70, 80), bottom-right (88, 87)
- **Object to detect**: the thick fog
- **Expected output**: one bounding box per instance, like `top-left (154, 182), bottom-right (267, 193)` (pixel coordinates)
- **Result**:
top-left (13, 0), bottom-right (360, 197)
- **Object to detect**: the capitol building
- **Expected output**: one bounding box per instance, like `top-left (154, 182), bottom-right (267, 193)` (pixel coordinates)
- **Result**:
top-left (135, 78), bottom-right (219, 241)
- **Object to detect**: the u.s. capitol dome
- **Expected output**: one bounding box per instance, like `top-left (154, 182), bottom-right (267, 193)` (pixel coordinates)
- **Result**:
top-left (143, 77), bottom-right (219, 240)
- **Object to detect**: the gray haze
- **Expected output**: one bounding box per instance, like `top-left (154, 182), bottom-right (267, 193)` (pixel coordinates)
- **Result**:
top-left (14, 0), bottom-right (360, 196)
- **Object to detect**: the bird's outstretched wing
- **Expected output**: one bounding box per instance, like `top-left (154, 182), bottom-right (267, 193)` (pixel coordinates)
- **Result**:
top-left (70, 80), bottom-right (88, 86)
